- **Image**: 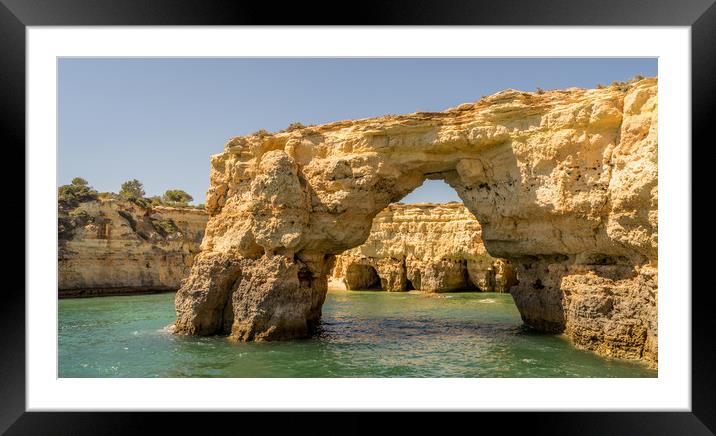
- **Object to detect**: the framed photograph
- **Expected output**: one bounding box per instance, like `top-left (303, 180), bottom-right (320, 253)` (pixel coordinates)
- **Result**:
top-left (7, 0), bottom-right (712, 433)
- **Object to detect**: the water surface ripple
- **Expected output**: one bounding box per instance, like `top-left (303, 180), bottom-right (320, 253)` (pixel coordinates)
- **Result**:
top-left (58, 290), bottom-right (656, 378)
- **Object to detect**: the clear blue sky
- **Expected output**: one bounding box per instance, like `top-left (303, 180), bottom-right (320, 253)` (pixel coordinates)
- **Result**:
top-left (58, 58), bottom-right (657, 205)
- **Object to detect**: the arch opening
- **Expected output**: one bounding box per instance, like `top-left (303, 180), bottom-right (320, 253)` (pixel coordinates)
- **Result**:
top-left (329, 178), bottom-right (517, 294)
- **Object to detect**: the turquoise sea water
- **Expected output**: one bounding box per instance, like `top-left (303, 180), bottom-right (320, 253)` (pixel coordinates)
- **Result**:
top-left (58, 290), bottom-right (656, 378)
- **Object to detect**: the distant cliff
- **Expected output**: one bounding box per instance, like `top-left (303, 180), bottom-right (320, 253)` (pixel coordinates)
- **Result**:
top-left (331, 202), bottom-right (517, 293)
top-left (58, 198), bottom-right (208, 297)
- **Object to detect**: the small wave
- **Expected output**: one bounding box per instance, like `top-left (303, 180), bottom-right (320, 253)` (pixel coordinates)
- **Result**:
top-left (157, 324), bottom-right (176, 334)
top-left (478, 299), bottom-right (496, 304)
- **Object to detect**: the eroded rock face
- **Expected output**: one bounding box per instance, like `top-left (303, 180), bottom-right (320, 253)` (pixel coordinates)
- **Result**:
top-left (58, 199), bottom-right (208, 297)
top-left (331, 202), bottom-right (515, 293)
top-left (343, 262), bottom-right (381, 290)
top-left (175, 79), bottom-right (658, 365)
top-left (510, 260), bottom-right (657, 363)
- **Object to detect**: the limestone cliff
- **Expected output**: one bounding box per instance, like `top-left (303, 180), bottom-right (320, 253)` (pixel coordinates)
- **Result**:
top-left (59, 198), bottom-right (208, 297)
top-left (331, 202), bottom-right (517, 293)
top-left (175, 78), bottom-right (658, 366)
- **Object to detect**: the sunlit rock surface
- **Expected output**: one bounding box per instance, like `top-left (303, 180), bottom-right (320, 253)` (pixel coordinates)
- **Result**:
top-left (59, 199), bottom-right (207, 297)
top-left (330, 202), bottom-right (516, 293)
top-left (175, 78), bottom-right (658, 366)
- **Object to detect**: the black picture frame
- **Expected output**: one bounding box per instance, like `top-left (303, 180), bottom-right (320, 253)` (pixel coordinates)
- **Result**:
top-left (3, 0), bottom-right (712, 433)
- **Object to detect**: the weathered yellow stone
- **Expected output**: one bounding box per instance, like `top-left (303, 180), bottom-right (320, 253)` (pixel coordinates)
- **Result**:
top-left (175, 78), bottom-right (658, 366)
top-left (59, 199), bottom-right (207, 296)
top-left (331, 202), bottom-right (516, 293)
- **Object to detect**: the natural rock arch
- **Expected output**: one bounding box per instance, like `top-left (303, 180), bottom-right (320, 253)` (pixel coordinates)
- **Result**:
top-left (174, 79), bottom-right (658, 365)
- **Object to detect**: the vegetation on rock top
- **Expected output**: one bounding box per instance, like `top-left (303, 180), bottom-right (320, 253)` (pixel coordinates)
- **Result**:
top-left (59, 178), bottom-right (205, 211)
top-left (58, 178), bottom-right (99, 211)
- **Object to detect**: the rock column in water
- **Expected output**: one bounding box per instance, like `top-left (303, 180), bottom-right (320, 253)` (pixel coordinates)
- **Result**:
top-left (175, 78), bottom-right (658, 366)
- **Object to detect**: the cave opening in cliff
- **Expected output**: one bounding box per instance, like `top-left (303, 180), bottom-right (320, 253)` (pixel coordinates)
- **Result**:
top-left (344, 263), bottom-right (382, 291)
top-left (331, 178), bottom-right (518, 294)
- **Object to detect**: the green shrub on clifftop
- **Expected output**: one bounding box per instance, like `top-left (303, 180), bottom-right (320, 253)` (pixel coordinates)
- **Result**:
top-left (71, 177), bottom-right (89, 186)
top-left (162, 189), bottom-right (193, 206)
top-left (119, 179), bottom-right (145, 200)
top-left (146, 196), bottom-right (165, 207)
top-left (281, 122), bottom-right (307, 132)
top-left (251, 129), bottom-right (272, 138)
top-left (58, 177), bottom-right (98, 210)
